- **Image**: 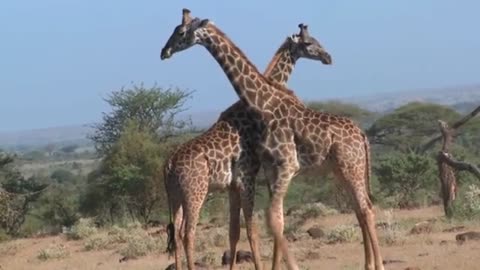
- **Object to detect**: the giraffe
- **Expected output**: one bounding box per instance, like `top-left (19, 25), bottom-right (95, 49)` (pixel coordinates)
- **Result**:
top-left (162, 24), bottom-right (332, 270)
top-left (160, 9), bottom-right (384, 270)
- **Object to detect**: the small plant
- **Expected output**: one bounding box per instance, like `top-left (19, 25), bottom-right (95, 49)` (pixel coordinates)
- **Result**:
top-left (200, 251), bottom-right (219, 266)
top-left (37, 244), bottom-right (69, 261)
top-left (452, 184), bottom-right (480, 220)
top-left (326, 225), bottom-right (358, 244)
top-left (119, 229), bottom-right (162, 258)
top-left (84, 234), bottom-right (112, 251)
top-left (67, 218), bottom-right (97, 240)
top-left (381, 209), bottom-right (404, 246)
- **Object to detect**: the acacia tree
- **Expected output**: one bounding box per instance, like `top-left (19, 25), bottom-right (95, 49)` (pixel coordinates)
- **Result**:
top-left (88, 83), bottom-right (193, 155)
top-left (307, 100), bottom-right (376, 127)
top-left (0, 152), bottom-right (48, 235)
top-left (83, 83), bottom-right (192, 224)
top-left (368, 102), bottom-right (462, 152)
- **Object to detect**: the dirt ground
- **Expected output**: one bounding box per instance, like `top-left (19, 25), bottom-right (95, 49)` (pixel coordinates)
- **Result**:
top-left (1, 206), bottom-right (480, 270)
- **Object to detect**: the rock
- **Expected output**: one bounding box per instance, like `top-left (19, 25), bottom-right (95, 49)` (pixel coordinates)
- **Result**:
top-left (442, 226), bottom-right (465, 233)
top-left (418, 252), bottom-right (429, 257)
top-left (221, 250), bottom-right (253, 266)
top-left (236, 250), bottom-right (253, 264)
top-left (404, 267), bottom-right (421, 270)
top-left (456, 231), bottom-right (480, 244)
top-left (410, 221), bottom-right (434, 235)
top-left (165, 261), bottom-right (208, 270)
top-left (304, 251), bottom-right (320, 260)
top-left (307, 226), bottom-right (325, 239)
top-left (383, 259), bottom-right (406, 265)
top-left (165, 263), bottom-right (175, 270)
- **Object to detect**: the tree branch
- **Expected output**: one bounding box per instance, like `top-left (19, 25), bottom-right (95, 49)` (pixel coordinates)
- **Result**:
top-left (421, 105), bottom-right (480, 153)
top-left (439, 152), bottom-right (480, 180)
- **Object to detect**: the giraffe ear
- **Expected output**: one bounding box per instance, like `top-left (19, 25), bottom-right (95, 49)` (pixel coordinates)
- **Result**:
top-left (199, 19), bottom-right (210, 28)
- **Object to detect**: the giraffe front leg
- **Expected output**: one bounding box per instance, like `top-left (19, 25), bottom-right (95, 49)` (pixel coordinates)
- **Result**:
top-left (266, 162), bottom-right (299, 270)
top-left (240, 176), bottom-right (263, 270)
top-left (229, 188), bottom-right (241, 270)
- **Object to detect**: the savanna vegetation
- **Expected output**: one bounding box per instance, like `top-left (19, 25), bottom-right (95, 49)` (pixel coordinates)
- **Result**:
top-left (1, 83), bottom-right (480, 269)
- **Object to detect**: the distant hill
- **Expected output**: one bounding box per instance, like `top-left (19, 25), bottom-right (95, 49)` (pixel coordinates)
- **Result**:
top-left (343, 84), bottom-right (480, 113)
top-left (0, 124), bottom-right (93, 149)
top-left (1, 84), bottom-right (479, 148)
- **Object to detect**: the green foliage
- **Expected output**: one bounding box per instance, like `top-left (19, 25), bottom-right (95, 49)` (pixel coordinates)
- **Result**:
top-left (82, 121), bottom-right (168, 224)
top-left (451, 184), bottom-right (480, 220)
top-left (40, 183), bottom-right (81, 228)
top-left (67, 218), bottom-right (98, 240)
top-left (89, 83), bottom-right (193, 155)
top-left (307, 100), bottom-right (376, 127)
top-left (368, 102), bottom-right (461, 151)
top-left (374, 151), bottom-right (438, 208)
top-left (50, 169), bottom-right (75, 183)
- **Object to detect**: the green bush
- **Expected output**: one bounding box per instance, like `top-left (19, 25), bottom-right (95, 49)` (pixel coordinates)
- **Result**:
top-left (452, 184), bottom-right (480, 220)
top-left (326, 225), bottom-right (358, 244)
top-left (67, 218), bottom-right (97, 240)
top-left (374, 151), bottom-right (437, 208)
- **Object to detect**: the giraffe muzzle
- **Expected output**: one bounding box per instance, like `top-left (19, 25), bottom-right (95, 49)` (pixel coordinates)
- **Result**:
top-left (160, 47), bottom-right (172, 60)
top-left (321, 52), bottom-right (332, 65)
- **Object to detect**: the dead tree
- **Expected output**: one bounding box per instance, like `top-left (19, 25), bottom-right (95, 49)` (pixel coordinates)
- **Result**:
top-left (423, 105), bottom-right (480, 217)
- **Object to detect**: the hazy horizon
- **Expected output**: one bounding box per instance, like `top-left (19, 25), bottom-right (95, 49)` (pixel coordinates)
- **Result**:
top-left (2, 1), bottom-right (480, 132)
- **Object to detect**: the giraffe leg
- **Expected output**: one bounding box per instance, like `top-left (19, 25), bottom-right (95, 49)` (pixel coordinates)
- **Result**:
top-left (336, 166), bottom-right (384, 270)
top-left (333, 169), bottom-right (374, 270)
top-left (182, 189), bottom-right (208, 270)
top-left (229, 188), bottom-right (241, 270)
top-left (174, 205), bottom-right (184, 270)
top-left (240, 176), bottom-right (263, 270)
top-left (266, 163), bottom-right (299, 270)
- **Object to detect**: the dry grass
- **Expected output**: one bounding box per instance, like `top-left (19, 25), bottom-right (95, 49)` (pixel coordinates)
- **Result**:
top-left (2, 206), bottom-right (480, 270)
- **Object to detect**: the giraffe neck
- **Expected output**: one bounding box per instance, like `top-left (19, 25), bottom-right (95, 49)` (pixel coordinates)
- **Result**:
top-left (198, 25), bottom-right (278, 113)
top-left (263, 39), bottom-right (297, 86)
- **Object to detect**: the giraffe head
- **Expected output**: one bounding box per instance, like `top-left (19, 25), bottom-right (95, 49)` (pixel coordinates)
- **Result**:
top-left (160, 8), bottom-right (210, 60)
top-left (290, 24), bottom-right (332, 65)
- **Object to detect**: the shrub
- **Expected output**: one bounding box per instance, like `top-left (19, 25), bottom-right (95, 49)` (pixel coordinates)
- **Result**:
top-left (380, 209), bottom-right (404, 246)
top-left (326, 225), bottom-right (358, 244)
top-left (452, 184), bottom-right (480, 220)
top-left (37, 244), bottom-right (69, 261)
top-left (84, 234), bottom-right (112, 251)
top-left (374, 151), bottom-right (437, 208)
top-left (67, 218), bottom-right (97, 240)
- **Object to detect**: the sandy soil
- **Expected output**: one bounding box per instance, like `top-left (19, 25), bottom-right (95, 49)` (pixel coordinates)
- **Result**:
top-left (1, 206), bottom-right (479, 270)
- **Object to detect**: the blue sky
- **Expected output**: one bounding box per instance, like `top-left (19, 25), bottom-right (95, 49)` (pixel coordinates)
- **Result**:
top-left (1, 0), bottom-right (479, 132)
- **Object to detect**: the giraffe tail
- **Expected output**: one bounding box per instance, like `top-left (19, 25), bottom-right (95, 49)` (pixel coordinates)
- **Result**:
top-left (363, 133), bottom-right (376, 204)
top-left (163, 161), bottom-right (176, 257)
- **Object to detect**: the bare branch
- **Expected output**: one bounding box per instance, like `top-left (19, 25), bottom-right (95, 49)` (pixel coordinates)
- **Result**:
top-left (421, 105), bottom-right (480, 153)
top-left (439, 152), bottom-right (480, 180)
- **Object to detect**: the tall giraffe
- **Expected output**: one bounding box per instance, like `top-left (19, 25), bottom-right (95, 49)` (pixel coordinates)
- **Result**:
top-left (160, 9), bottom-right (384, 270)
top-left (163, 24), bottom-right (332, 270)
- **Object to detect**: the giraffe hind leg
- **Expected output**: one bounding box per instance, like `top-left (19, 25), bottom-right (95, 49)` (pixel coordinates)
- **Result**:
top-left (334, 165), bottom-right (384, 270)
top-left (182, 184), bottom-right (208, 270)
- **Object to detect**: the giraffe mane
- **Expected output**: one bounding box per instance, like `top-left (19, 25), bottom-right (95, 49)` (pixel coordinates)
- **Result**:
top-left (207, 24), bottom-right (298, 98)
top-left (263, 37), bottom-right (291, 78)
